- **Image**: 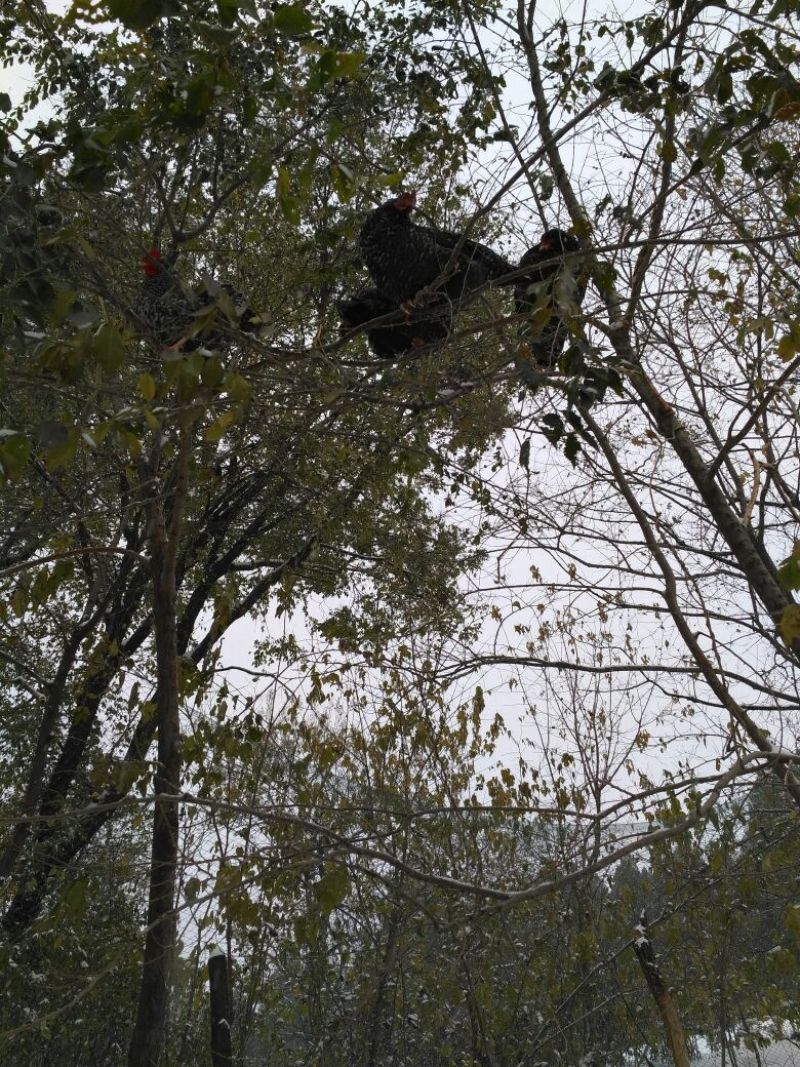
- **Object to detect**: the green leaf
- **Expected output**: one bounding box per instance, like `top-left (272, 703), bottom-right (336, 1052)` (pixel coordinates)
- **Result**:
top-left (11, 585), bottom-right (29, 618)
top-left (308, 50), bottom-right (339, 88)
top-left (766, 945), bottom-right (797, 974)
top-left (315, 865), bottom-right (348, 915)
top-left (44, 425), bottom-right (79, 471)
top-left (715, 69), bottom-right (734, 104)
top-left (140, 700), bottom-right (157, 723)
top-left (225, 373), bottom-right (252, 403)
top-left (61, 877), bottom-right (89, 921)
top-left (184, 876), bottom-right (203, 902)
top-left (92, 323), bottom-right (126, 371)
top-left (200, 356), bottom-right (225, 389)
top-left (138, 373), bottom-right (157, 401)
top-left (107, 0), bottom-right (180, 30)
top-left (116, 425), bottom-right (142, 459)
top-left (331, 162), bottom-right (356, 202)
top-left (778, 543), bottom-right (800, 591)
top-left (0, 431), bottom-right (32, 483)
top-left (196, 19), bottom-right (239, 44)
top-left (294, 914), bottom-right (316, 946)
top-left (779, 603), bottom-right (800, 644)
top-left (113, 759), bottom-right (146, 794)
top-left (777, 333), bottom-right (800, 360)
top-left (765, 139), bottom-right (791, 164)
top-left (564, 432), bottom-right (580, 464)
top-left (49, 288), bottom-right (78, 325)
top-left (332, 52), bottom-right (367, 78)
top-left (205, 408), bottom-right (238, 442)
top-left (277, 166), bottom-right (301, 223)
top-left (274, 4), bottom-right (314, 35)
top-left (216, 0), bottom-right (239, 26)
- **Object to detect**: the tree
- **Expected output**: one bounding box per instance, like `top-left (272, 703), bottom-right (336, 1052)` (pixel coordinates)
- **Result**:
top-left (3, 0), bottom-right (800, 1063)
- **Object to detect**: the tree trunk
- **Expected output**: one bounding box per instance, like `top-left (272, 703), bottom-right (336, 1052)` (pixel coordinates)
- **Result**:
top-left (632, 913), bottom-right (691, 1067)
top-left (128, 437), bottom-right (188, 1067)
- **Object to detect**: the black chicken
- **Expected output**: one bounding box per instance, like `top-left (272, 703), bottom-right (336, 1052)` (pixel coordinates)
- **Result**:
top-left (140, 246), bottom-right (259, 352)
top-left (337, 287), bottom-right (451, 359)
top-left (358, 190), bottom-right (513, 306)
top-left (514, 229), bottom-right (584, 369)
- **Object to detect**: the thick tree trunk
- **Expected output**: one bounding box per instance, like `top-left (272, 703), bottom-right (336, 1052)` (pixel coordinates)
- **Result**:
top-left (128, 438), bottom-right (188, 1067)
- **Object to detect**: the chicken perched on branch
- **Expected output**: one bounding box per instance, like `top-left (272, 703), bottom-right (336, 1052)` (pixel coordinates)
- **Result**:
top-left (140, 246), bottom-right (260, 352)
top-left (337, 287), bottom-right (451, 359)
top-left (358, 190), bottom-right (513, 306)
top-left (514, 228), bottom-right (584, 369)
top-left (338, 190), bottom-right (512, 359)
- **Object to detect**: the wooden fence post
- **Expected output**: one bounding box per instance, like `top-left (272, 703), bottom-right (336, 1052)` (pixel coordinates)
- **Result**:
top-left (208, 945), bottom-right (233, 1066)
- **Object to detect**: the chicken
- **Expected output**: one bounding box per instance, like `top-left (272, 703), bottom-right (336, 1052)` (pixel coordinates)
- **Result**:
top-left (140, 246), bottom-right (259, 352)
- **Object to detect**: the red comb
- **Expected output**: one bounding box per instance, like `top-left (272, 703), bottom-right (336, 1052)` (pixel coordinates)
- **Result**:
top-left (142, 245), bottom-right (162, 276)
top-left (394, 190), bottom-right (417, 212)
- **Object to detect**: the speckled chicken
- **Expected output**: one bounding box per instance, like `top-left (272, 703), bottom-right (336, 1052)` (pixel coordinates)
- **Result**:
top-left (337, 287), bottom-right (451, 358)
top-left (140, 246), bottom-right (259, 352)
top-left (358, 190), bottom-right (513, 306)
top-left (514, 229), bottom-right (584, 369)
